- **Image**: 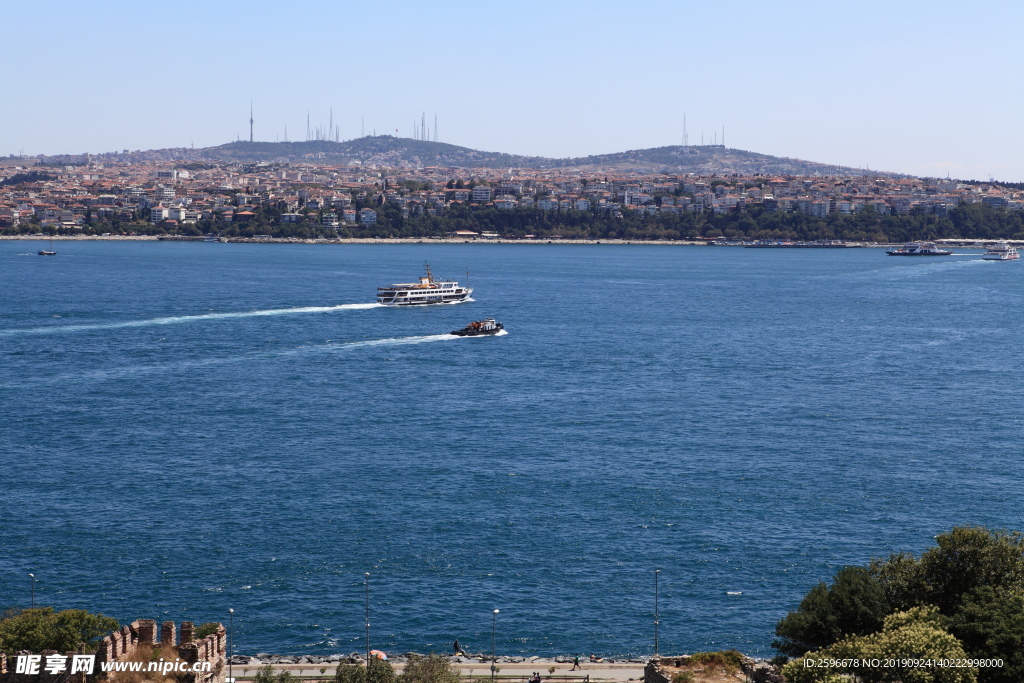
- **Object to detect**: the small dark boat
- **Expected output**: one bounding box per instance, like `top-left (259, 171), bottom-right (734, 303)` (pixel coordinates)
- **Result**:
top-left (450, 318), bottom-right (503, 336)
top-left (38, 250), bottom-right (57, 256)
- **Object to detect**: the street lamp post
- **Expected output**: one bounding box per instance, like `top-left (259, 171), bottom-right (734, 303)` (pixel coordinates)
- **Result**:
top-left (364, 573), bottom-right (371, 667)
top-left (29, 573), bottom-right (35, 608)
top-left (491, 609), bottom-right (499, 683)
top-left (654, 570), bottom-right (660, 656)
top-left (228, 609), bottom-right (234, 683)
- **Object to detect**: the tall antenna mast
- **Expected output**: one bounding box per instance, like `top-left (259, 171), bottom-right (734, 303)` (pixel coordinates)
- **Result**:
top-left (307, 110), bottom-right (310, 141)
top-left (722, 125), bottom-right (725, 148)
top-left (329, 107), bottom-right (333, 141)
top-left (361, 115), bottom-right (365, 137)
top-left (249, 101), bottom-right (254, 143)
top-left (434, 113), bottom-right (438, 142)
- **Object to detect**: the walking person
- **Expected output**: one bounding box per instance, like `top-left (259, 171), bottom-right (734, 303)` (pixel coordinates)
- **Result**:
top-left (571, 656), bottom-right (580, 671)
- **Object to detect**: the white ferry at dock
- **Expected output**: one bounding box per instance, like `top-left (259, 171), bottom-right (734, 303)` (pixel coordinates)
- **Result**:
top-left (885, 242), bottom-right (952, 256)
top-left (377, 264), bottom-right (473, 306)
top-left (982, 242), bottom-right (1020, 261)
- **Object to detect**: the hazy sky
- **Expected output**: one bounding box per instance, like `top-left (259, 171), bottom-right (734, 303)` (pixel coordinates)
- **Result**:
top-left (4, 0), bottom-right (1022, 180)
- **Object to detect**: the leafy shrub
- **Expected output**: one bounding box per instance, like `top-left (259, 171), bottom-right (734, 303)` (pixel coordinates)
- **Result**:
top-left (0, 607), bottom-right (119, 655)
top-left (398, 655), bottom-right (460, 683)
top-left (194, 622), bottom-right (221, 640)
top-left (683, 650), bottom-right (744, 673)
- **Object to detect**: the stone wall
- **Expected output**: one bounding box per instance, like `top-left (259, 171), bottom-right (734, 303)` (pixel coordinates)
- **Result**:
top-left (643, 655), bottom-right (783, 683)
top-left (1, 620), bottom-right (225, 683)
top-left (95, 619), bottom-right (226, 683)
top-left (641, 658), bottom-right (670, 683)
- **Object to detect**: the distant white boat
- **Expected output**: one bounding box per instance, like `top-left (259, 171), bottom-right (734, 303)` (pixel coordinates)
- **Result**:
top-left (982, 242), bottom-right (1020, 261)
top-left (886, 242), bottom-right (952, 256)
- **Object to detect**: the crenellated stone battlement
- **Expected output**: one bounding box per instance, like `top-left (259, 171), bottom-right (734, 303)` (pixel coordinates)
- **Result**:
top-left (0, 619), bottom-right (224, 683)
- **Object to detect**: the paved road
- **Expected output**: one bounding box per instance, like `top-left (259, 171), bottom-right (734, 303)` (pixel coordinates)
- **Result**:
top-left (231, 660), bottom-right (646, 683)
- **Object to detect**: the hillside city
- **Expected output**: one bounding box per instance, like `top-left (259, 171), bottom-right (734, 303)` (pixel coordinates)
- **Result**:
top-left (2, 152), bottom-right (1023, 241)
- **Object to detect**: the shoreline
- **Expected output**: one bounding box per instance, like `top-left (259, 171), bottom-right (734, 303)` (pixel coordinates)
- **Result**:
top-left (226, 653), bottom-right (776, 683)
top-left (230, 656), bottom-right (644, 683)
top-left (2, 235), bottom-right (1009, 247)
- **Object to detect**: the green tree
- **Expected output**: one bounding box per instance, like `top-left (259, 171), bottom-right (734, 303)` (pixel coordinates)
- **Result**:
top-left (254, 665), bottom-right (278, 683)
top-left (950, 586), bottom-right (1024, 683)
top-left (335, 662), bottom-right (366, 683)
top-left (783, 606), bottom-right (976, 683)
top-left (397, 655), bottom-right (460, 683)
top-left (773, 566), bottom-right (890, 656)
top-left (919, 528), bottom-right (1024, 615)
top-left (255, 665), bottom-right (296, 683)
top-left (368, 658), bottom-right (396, 683)
top-left (870, 551), bottom-right (926, 612)
top-left (0, 607), bottom-right (120, 655)
top-left (870, 527), bottom-right (1024, 615)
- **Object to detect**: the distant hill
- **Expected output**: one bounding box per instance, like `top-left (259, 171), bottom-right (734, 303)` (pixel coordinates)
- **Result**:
top-left (197, 137), bottom-right (897, 176)
top-left (204, 137), bottom-right (551, 169)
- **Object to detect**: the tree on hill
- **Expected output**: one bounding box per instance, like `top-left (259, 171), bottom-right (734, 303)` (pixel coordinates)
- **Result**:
top-left (782, 606), bottom-right (976, 683)
top-left (778, 527), bottom-right (1024, 683)
top-left (871, 527), bottom-right (1024, 615)
top-left (773, 566), bottom-right (890, 657)
top-left (0, 607), bottom-right (119, 655)
top-left (951, 586), bottom-right (1024, 683)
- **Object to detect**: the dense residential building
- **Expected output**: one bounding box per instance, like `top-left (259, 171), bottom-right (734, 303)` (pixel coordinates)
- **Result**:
top-left (2, 154), bottom-right (1021, 241)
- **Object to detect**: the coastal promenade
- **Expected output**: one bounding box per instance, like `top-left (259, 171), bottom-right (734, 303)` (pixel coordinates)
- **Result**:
top-left (233, 659), bottom-right (645, 683)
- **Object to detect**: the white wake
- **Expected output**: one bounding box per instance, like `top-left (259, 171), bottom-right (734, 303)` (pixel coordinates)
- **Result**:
top-left (0, 302), bottom-right (383, 337)
top-left (0, 332), bottom-right (473, 389)
top-left (341, 334), bottom-right (459, 349)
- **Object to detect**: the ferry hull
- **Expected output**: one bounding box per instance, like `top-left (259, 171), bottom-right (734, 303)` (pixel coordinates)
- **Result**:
top-left (450, 328), bottom-right (502, 336)
top-left (450, 319), bottom-right (503, 336)
top-left (377, 293), bottom-right (472, 306)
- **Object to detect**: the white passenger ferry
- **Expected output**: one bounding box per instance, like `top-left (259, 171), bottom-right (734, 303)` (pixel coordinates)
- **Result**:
top-left (377, 264), bottom-right (473, 305)
top-left (886, 242), bottom-right (953, 256)
top-left (982, 242), bottom-right (1020, 261)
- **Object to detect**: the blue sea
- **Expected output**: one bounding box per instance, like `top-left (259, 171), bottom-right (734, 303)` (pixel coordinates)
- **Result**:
top-left (1, 241), bottom-right (1022, 658)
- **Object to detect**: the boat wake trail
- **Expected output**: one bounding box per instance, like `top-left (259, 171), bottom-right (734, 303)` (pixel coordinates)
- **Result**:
top-left (1, 332), bottom-right (467, 389)
top-left (0, 303), bottom-right (384, 338)
top-left (340, 334), bottom-right (459, 349)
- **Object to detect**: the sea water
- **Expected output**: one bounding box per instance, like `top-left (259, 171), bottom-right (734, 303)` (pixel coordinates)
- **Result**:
top-left (1, 241), bottom-right (1022, 657)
